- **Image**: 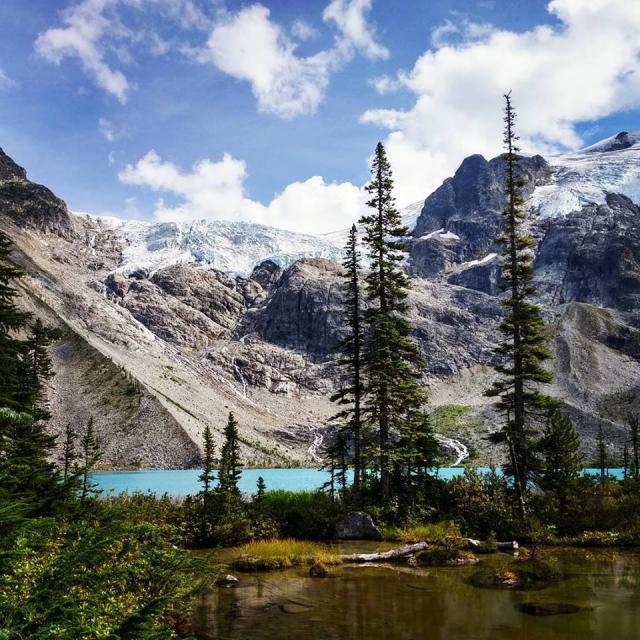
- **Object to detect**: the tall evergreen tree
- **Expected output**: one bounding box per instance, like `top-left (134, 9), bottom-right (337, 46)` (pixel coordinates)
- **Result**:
top-left (0, 231), bottom-right (31, 411)
top-left (20, 319), bottom-right (61, 420)
top-left (628, 414), bottom-right (639, 481)
top-left (330, 223), bottom-right (365, 492)
top-left (486, 93), bottom-right (554, 518)
top-left (596, 423), bottom-right (608, 488)
top-left (359, 142), bottom-right (430, 501)
top-left (538, 408), bottom-right (582, 512)
top-left (79, 417), bottom-right (101, 501)
top-left (219, 412), bottom-right (242, 495)
top-left (61, 422), bottom-right (78, 482)
top-left (199, 425), bottom-right (216, 504)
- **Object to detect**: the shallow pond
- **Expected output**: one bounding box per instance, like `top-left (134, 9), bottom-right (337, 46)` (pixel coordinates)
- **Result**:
top-left (191, 547), bottom-right (640, 640)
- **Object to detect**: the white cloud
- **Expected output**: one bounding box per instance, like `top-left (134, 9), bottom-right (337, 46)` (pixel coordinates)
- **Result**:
top-left (0, 69), bottom-right (16, 90)
top-left (34, 0), bottom-right (209, 102)
top-left (198, 1), bottom-right (387, 118)
top-left (98, 116), bottom-right (121, 142)
top-left (291, 19), bottom-right (317, 41)
top-left (118, 149), bottom-right (366, 234)
top-left (201, 4), bottom-right (344, 119)
top-left (362, 0), bottom-right (640, 205)
top-left (323, 0), bottom-right (388, 60)
top-left (35, 0), bottom-right (130, 103)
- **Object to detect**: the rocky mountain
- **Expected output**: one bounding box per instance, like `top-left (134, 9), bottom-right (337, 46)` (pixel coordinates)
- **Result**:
top-left (1, 132), bottom-right (639, 468)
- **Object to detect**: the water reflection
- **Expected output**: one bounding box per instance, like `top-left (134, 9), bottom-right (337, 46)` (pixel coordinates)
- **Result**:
top-left (191, 549), bottom-right (640, 640)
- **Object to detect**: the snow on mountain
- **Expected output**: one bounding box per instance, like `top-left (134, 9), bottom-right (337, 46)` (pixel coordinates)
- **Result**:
top-left (529, 130), bottom-right (640, 218)
top-left (88, 216), bottom-right (345, 278)
top-left (320, 200), bottom-right (424, 247)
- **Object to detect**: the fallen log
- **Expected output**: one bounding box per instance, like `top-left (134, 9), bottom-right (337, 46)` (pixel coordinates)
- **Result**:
top-left (497, 541), bottom-right (519, 551)
top-left (341, 542), bottom-right (429, 563)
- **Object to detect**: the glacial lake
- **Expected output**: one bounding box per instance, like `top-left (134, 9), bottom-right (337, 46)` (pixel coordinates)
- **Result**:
top-left (191, 546), bottom-right (640, 640)
top-left (92, 467), bottom-right (624, 496)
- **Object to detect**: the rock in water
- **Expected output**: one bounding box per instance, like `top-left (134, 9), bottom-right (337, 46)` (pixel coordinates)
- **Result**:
top-left (215, 574), bottom-right (239, 588)
top-left (309, 562), bottom-right (329, 578)
top-left (335, 512), bottom-right (382, 540)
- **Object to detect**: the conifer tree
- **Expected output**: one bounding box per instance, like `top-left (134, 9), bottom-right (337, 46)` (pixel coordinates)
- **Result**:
top-left (628, 414), bottom-right (639, 481)
top-left (199, 425), bottom-right (216, 506)
top-left (0, 230), bottom-right (31, 410)
top-left (255, 476), bottom-right (266, 500)
top-left (538, 408), bottom-right (582, 511)
top-left (61, 422), bottom-right (78, 482)
top-left (219, 412), bottom-right (242, 495)
top-left (330, 223), bottom-right (364, 491)
top-left (486, 93), bottom-right (554, 517)
top-left (79, 417), bottom-right (101, 500)
top-left (20, 319), bottom-right (61, 420)
top-left (596, 423), bottom-right (608, 487)
top-left (359, 142), bottom-right (430, 501)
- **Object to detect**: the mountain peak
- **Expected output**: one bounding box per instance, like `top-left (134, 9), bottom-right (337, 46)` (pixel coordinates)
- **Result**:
top-left (580, 130), bottom-right (640, 154)
top-left (0, 147), bottom-right (27, 182)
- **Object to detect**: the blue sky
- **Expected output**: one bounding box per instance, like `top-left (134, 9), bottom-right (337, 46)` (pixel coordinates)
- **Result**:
top-left (1, 0), bottom-right (640, 234)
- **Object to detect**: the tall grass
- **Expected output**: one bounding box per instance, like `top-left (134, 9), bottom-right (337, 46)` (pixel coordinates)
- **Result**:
top-left (231, 538), bottom-right (342, 571)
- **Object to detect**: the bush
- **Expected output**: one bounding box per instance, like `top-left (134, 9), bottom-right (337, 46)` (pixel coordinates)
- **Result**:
top-left (260, 490), bottom-right (341, 539)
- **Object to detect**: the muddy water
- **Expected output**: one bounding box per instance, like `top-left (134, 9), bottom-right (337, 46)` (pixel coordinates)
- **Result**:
top-left (191, 547), bottom-right (640, 640)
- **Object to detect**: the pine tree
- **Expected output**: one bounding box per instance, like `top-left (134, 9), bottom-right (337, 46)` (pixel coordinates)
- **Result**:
top-left (486, 93), bottom-right (554, 517)
top-left (330, 223), bottom-right (364, 492)
top-left (79, 417), bottom-right (101, 501)
top-left (359, 142), bottom-right (430, 501)
top-left (0, 230), bottom-right (31, 410)
top-left (20, 319), bottom-right (61, 420)
top-left (596, 423), bottom-right (608, 488)
top-left (219, 412), bottom-right (242, 495)
top-left (198, 425), bottom-right (216, 504)
top-left (629, 414), bottom-right (639, 481)
top-left (538, 408), bottom-right (582, 511)
top-left (255, 476), bottom-right (266, 500)
top-left (61, 422), bottom-right (78, 482)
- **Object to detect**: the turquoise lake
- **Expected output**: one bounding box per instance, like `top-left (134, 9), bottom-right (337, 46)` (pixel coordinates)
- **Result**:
top-left (92, 467), bottom-right (623, 496)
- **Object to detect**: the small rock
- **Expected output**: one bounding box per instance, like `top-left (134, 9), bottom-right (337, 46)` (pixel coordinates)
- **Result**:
top-left (216, 574), bottom-right (239, 588)
top-left (406, 554), bottom-right (418, 567)
top-left (309, 562), bottom-right (328, 578)
top-left (334, 511), bottom-right (382, 540)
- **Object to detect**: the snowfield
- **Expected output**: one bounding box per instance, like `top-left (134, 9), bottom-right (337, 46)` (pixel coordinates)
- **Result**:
top-left (529, 130), bottom-right (640, 218)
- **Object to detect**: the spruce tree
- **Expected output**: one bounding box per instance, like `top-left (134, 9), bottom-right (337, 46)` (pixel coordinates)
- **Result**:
top-left (198, 425), bottom-right (216, 504)
top-left (0, 230), bottom-right (31, 410)
top-left (330, 223), bottom-right (364, 492)
top-left (596, 423), bottom-right (608, 487)
top-left (219, 412), bottom-right (242, 495)
top-left (79, 417), bottom-right (101, 500)
top-left (538, 408), bottom-right (582, 512)
top-left (486, 93), bottom-right (554, 517)
top-left (255, 476), bottom-right (266, 500)
top-left (359, 142), bottom-right (430, 501)
top-left (628, 414), bottom-right (639, 481)
top-left (61, 422), bottom-right (78, 482)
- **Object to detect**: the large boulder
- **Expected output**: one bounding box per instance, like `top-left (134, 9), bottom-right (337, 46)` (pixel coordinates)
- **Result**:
top-left (335, 511), bottom-right (382, 540)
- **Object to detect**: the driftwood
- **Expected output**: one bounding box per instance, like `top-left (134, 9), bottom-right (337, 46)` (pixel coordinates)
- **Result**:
top-left (341, 542), bottom-right (429, 563)
top-left (465, 538), bottom-right (519, 551)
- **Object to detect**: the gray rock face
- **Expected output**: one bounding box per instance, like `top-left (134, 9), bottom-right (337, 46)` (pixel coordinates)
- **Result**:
top-left (448, 257), bottom-right (502, 295)
top-left (0, 146), bottom-right (76, 238)
top-left (244, 258), bottom-right (346, 358)
top-left (535, 193), bottom-right (640, 311)
top-left (335, 511), bottom-right (382, 540)
top-left (410, 153), bottom-right (550, 278)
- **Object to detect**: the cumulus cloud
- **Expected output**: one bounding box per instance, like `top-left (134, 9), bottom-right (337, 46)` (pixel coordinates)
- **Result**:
top-left (362, 0), bottom-right (640, 204)
top-left (198, 1), bottom-right (387, 118)
top-left (34, 0), bottom-right (209, 102)
top-left (291, 19), bottom-right (317, 41)
top-left (323, 0), bottom-right (389, 60)
top-left (201, 5), bottom-right (344, 119)
top-left (118, 150), bottom-right (366, 234)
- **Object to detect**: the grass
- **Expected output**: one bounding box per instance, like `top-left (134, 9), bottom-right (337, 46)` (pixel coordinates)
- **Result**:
top-left (230, 539), bottom-right (342, 571)
top-left (386, 520), bottom-right (464, 545)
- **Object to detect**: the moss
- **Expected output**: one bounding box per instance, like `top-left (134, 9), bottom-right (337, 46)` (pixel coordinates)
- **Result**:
top-left (230, 539), bottom-right (342, 572)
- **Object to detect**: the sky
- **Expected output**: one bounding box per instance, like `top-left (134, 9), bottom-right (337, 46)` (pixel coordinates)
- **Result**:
top-left (1, 0), bottom-right (640, 235)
